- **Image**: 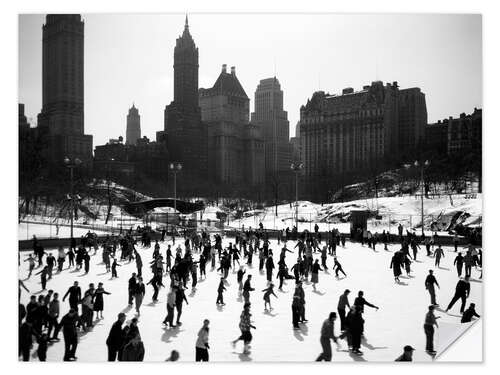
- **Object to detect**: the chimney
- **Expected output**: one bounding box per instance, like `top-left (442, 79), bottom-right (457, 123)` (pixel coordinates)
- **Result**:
top-left (231, 66), bottom-right (236, 75)
top-left (222, 64), bottom-right (227, 73)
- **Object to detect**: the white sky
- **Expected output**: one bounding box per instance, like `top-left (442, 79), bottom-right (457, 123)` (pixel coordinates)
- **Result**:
top-left (18, 13), bottom-right (482, 146)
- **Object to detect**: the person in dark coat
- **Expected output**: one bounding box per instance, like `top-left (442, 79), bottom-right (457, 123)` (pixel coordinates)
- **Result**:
top-left (106, 313), bottom-right (127, 361)
top-left (93, 282), bottom-right (111, 319)
top-left (454, 252), bottom-right (464, 277)
top-left (395, 345), bottom-right (415, 361)
top-left (265, 255), bottom-right (275, 282)
top-left (62, 281), bottom-right (81, 312)
top-left (175, 287), bottom-right (189, 325)
top-left (36, 333), bottom-right (49, 361)
top-left (216, 277), bottom-right (226, 305)
top-left (121, 333), bottom-right (145, 361)
top-left (425, 270), bottom-right (440, 306)
top-left (349, 306), bottom-right (364, 355)
top-left (353, 291), bottom-right (379, 313)
top-left (337, 289), bottom-right (351, 331)
top-left (390, 253), bottom-right (403, 282)
top-left (446, 277), bottom-right (471, 313)
top-left (461, 303), bottom-right (480, 323)
top-left (58, 308), bottom-right (80, 361)
top-left (19, 321), bottom-right (33, 361)
top-left (242, 275), bottom-right (255, 304)
top-left (128, 273), bottom-right (137, 306)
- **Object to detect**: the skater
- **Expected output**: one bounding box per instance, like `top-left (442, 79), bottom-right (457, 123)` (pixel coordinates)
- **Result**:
top-left (93, 282), bottom-right (111, 319)
top-left (35, 266), bottom-right (49, 290)
top-left (395, 345), bottom-right (415, 361)
top-left (333, 257), bottom-right (347, 278)
top-left (106, 313), bottom-right (127, 361)
top-left (175, 286), bottom-right (189, 325)
top-left (461, 303), bottom-right (480, 323)
top-left (262, 283), bottom-right (277, 311)
top-left (242, 275), bottom-right (255, 304)
top-left (47, 292), bottom-right (60, 340)
top-left (195, 319), bottom-right (210, 362)
top-left (425, 270), bottom-right (440, 306)
top-left (24, 254), bottom-right (36, 279)
top-left (434, 245), bottom-right (444, 267)
top-left (315, 312), bottom-right (338, 361)
top-left (62, 281), bottom-right (82, 312)
top-left (337, 289), bottom-right (351, 331)
top-left (390, 252), bottom-right (403, 283)
top-left (111, 258), bottom-right (119, 279)
top-left (265, 255), bottom-right (275, 282)
top-left (128, 273), bottom-right (137, 305)
top-left (134, 277), bottom-right (145, 316)
top-left (353, 291), bottom-right (379, 313)
top-left (446, 277), bottom-right (470, 313)
top-left (349, 306), bottom-right (365, 355)
top-left (237, 266), bottom-right (246, 294)
top-left (36, 333), bottom-right (49, 361)
top-left (454, 252), bottom-right (464, 277)
top-left (231, 303), bottom-right (256, 354)
top-left (292, 294), bottom-right (301, 329)
top-left (163, 287), bottom-right (177, 328)
top-left (216, 277), bottom-right (226, 305)
top-left (311, 259), bottom-right (323, 290)
top-left (121, 332), bottom-right (145, 361)
top-left (424, 305), bottom-right (439, 355)
top-left (58, 308), bottom-right (80, 361)
top-left (464, 251), bottom-right (475, 278)
top-left (19, 320), bottom-right (33, 361)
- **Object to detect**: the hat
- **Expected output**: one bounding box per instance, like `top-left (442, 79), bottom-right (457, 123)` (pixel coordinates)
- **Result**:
top-left (404, 345), bottom-right (415, 352)
top-left (118, 313), bottom-right (126, 319)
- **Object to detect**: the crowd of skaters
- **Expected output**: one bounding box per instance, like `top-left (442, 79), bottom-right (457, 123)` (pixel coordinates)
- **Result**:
top-left (19, 221), bottom-right (482, 362)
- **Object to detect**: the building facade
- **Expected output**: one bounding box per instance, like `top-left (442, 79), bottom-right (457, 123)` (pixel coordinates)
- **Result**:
top-left (199, 65), bottom-right (265, 187)
top-left (251, 77), bottom-right (292, 180)
top-left (158, 16), bottom-right (208, 183)
top-left (126, 104), bottom-right (141, 145)
top-left (37, 14), bottom-right (93, 166)
top-left (299, 81), bottom-right (427, 194)
top-left (425, 108), bottom-right (482, 156)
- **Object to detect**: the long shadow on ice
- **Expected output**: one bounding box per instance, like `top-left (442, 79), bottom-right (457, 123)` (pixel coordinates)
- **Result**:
top-left (161, 327), bottom-right (183, 343)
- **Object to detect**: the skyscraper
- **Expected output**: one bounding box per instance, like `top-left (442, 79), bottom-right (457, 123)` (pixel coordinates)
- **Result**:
top-left (37, 14), bottom-right (93, 165)
top-left (159, 16), bottom-right (208, 182)
top-left (199, 65), bottom-right (264, 187)
top-left (251, 77), bottom-right (292, 181)
top-left (126, 104), bottom-right (141, 145)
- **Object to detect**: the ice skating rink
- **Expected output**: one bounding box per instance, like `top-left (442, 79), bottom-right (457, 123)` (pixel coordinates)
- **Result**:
top-left (18, 237), bottom-right (482, 362)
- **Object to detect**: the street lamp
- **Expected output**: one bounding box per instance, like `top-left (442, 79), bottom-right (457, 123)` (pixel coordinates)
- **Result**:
top-left (169, 162), bottom-right (183, 213)
top-left (290, 162), bottom-right (303, 230)
top-left (64, 156), bottom-right (82, 241)
top-left (406, 160), bottom-right (430, 237)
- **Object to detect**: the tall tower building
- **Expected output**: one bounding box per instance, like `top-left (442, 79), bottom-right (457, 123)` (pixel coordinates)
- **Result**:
top-left (251, 77), bottom-right (292, 180)
top-left (159, 16), bottom-right (208, 183)
top-left (126, 104), bottom-right (141, 145)
top-left (37, 14), bottom-right (93, 165)
top-left (173, 16), bottom-right (199, 111)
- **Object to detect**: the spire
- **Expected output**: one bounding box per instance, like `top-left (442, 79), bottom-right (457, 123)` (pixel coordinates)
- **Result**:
top-left (185, 14), bottom-right (189, 30)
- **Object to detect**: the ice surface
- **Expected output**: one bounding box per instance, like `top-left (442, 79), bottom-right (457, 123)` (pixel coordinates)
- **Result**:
top-left (18, 237), bottom-right (482, 362)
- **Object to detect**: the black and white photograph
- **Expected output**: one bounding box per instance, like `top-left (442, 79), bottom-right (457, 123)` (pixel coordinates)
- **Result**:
top-left (14, 4), bottom-right (487, 364)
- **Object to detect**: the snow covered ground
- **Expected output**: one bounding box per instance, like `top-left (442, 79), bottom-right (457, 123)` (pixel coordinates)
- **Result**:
top-left (18, 236), bottom-right (482, 362)
top-left (228, 195), bottom-right (482, 235)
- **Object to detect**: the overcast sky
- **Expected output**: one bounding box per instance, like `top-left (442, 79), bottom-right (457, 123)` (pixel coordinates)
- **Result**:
top-left (18, 13), bottom-right (482, 146)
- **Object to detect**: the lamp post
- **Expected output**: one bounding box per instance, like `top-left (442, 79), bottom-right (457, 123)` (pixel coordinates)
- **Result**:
top-left (407, 160), bottom-right (430, 237)
top-left (169, 162), bottom-right (183, 213)
top-left (290, 162), bottom-right (303, 230)
top-left (64, 156), bottom-right (82, 241)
